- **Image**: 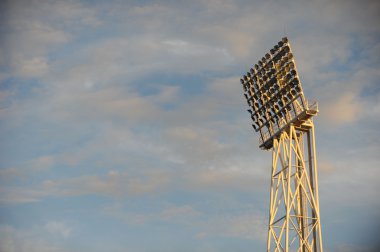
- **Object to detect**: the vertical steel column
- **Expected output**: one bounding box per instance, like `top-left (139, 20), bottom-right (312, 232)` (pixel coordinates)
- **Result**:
top-left (311, 124), bottom-right (324, 251)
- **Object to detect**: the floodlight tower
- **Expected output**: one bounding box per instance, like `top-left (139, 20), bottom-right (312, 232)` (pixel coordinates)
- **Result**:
top-left (239, 37), bottom-right (323, 252)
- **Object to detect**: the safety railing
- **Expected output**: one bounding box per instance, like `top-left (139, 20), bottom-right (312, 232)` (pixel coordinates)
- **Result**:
top-left (259, 99), bottom-right (318, 148)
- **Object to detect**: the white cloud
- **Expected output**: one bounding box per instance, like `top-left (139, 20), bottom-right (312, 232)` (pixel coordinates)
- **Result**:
top-left (336, 243), bottom-right (379, 252)
top-left (44, 221), bottom-right (72, 238)
top-left (0, 167), bottom-right (24, 181)
top-left (0, 155), bottom-right (56, 185)
top-left (1, 0), bottom-right (102, 78)
top-left (102, 201), bottom-right (266, 242)
top-left (160, 205), bottom-right (201, 220)
top-left (103, 204), bottom-right (201, 225)
top-left (0, 186), bottom-right (46, 205)
top-left (12, 56), bottom-right (49, 78)
top-left (320, 91), bottom-right (362, 126)
top-left (197, 212), bottom-right (266, 241)
top-left (19, 171), bottom-right (168, 200)
top-left (151, 85), bottom-right (180, 104)
top-left (29, 155), bottom-right (55, 171)
top-left (3, 19), bottom-right (69, 77)
top-left (182, 169), bottom-right (266, 192)
top-left (163, 39), bottom-right (229, 59)
top-left (0, 225), bottom-right (68, 252)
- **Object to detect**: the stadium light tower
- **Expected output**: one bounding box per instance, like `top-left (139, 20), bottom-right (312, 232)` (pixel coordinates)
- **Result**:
top-left (239, 37), bottom-right (323, 251)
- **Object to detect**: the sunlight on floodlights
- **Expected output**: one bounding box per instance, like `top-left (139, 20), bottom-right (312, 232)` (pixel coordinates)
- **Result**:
top-left (240, 37), bottom-right (318, 149)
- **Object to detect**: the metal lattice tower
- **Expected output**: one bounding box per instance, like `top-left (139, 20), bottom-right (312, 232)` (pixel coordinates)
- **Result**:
top-left (239, 37), bottom-right (323, 251)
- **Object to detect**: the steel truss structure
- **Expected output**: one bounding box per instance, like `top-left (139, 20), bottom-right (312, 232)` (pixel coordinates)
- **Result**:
top-left (267, 122), bottom-right (323, 252)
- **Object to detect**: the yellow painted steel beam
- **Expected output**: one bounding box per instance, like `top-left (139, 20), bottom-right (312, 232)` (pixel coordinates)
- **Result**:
top-left (267, 124), bottom-right (323, 252)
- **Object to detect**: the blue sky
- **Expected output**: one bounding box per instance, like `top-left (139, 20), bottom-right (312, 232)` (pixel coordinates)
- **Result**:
top-left (0, 0), bottom-right (379, 251)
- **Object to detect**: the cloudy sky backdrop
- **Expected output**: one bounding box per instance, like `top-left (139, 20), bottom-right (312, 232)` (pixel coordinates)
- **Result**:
top-left (1, 0), bottom-right (380, 251)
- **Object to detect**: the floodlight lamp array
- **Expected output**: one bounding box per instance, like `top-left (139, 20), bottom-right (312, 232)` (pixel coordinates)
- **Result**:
top-left (240, 37), bottom-right (307, 143)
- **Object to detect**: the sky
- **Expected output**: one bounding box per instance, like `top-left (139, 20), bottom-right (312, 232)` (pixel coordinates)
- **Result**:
top-left (0, 0), bottom-right (379, 251)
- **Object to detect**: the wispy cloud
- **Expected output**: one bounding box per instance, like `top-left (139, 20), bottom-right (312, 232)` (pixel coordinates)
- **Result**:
top-left (0, 170), bottom-right (171, 205)
top-left (44, 221), bottom-right (72, 238)
top-left (321, 91), bottom-right (362, 126)
top-left (0, 225), bottom-right (68, 252)
top-left (103, 201), bottom-right (266, 242)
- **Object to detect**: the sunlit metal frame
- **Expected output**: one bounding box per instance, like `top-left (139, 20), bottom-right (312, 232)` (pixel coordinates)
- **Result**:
top-left (267, 121), bottom-right (323, 252)
top-left (239, 37), bottom-right (323, 251)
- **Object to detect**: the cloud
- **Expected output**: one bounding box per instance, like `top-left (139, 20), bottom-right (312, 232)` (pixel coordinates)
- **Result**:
top-left (320, 91), bottom-right (362, 126)
top-left (319, 158), bottom-right (380, 208)
top-left (160, 205), bottom-right (200, 220)
top-left (12, 56), bottom-right (49, 78)
top-left (0, 170), bottom-right (170, 205)
top-left (181, 168), bottom-right (267, 194)
top-left (103, 204), bottom-right (201, 225)
top-left (2, 14), bottom-right (70, 78)
top-left (0, 155), bottom-right (55, 185)
top-left (317, 159), bottom-right (336, 175)
top-left (0, 225), bottom-right (68, 252)
top-left (103, 201), bottom-right (266, 242)
top-left (44, 221), bottom-right (72, 238)
top-left (0, 165), bottom-right (267, 205)
top-left (29, 155), bottom-right (55, 171)
top-left (336, 243), bottom-right (379, 252)
top-left (196, 212), bottom-right (266, 241)
top-left (0, 187), bottom-right (45, 205)
top-left (46, 36), bottom-right (232, 87)
top-left (0, 167), bottom-right (24, 181)
top-left (164, 126), bottom-right (229, 165)
top-left (4, 18), bottom-right (70, 56)
top-left (151, 85), bottom-right (180, 104)
top-left (163, 39), bottom-right (230, 60)
top-left (46, 171), bottom-right (169, 197)
top-left (1, 0), bottom-right (101, 78)
top-left (0, 69), bottom-right (269, 204)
